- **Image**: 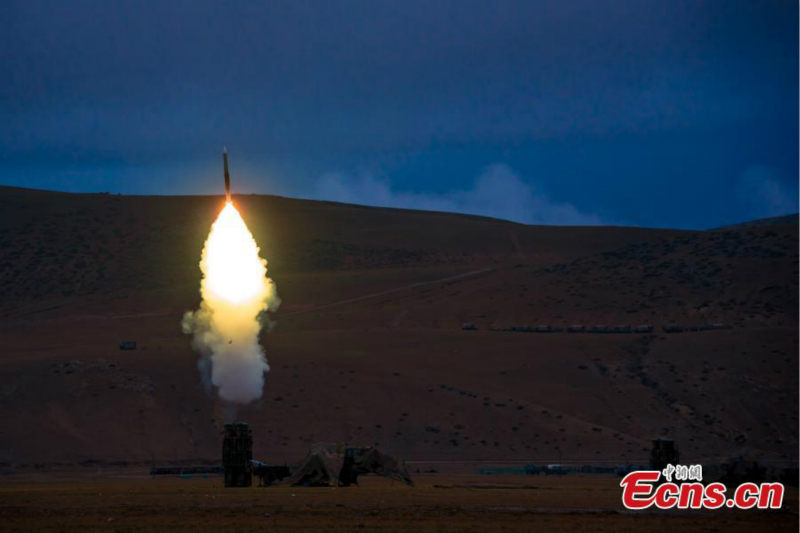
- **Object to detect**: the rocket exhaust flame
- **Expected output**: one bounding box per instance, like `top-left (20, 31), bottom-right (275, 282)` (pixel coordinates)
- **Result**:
top-left (182, 201), bottom-right (280, 405)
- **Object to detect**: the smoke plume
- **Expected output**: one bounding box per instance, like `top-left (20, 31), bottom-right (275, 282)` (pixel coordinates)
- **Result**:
top-left (182, 203), bottom-right (280, 404)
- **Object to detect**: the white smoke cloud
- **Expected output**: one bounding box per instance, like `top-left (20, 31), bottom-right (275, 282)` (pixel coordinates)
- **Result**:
top-left (737, 165), bottom-right (797, 218)
top-left (314, 164), bottom-right (603, 225)
top-left (182, 204), bottom-right (280, 405)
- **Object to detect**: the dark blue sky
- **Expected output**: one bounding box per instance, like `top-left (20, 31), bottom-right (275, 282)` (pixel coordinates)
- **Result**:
top-left (1, 0), bottom-right (797, 228)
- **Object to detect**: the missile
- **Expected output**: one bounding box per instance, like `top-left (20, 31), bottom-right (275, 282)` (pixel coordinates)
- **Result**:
top-left (223, 147), bottom-right (231, 203)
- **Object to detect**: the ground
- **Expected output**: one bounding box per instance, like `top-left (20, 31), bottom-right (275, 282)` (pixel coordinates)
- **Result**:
top-left (1, 471), bottom-right (797, 532)
top-left (0, 186), bottom-right (797, 530)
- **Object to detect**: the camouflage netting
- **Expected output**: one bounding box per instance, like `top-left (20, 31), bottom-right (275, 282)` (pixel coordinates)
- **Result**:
top-left (282, 442), bottom-right (413, 487)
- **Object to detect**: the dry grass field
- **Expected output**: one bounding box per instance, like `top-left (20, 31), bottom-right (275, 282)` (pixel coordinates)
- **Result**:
top-left (1, 472), bottom-right (797, 532)
top-left (0, 186), bottom-right (796, 530)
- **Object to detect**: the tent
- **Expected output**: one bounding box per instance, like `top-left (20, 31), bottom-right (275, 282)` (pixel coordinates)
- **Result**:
top-left (283, 442), bottom-right (413, 487)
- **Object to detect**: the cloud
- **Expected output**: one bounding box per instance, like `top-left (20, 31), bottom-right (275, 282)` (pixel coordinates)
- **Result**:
top-left (737, 165), bottom-right (798, 218)
top-left (313, 164), bottom-right (603, 226)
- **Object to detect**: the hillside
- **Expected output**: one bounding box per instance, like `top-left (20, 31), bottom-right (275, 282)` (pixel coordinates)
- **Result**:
top-left (0, 186), bottom-right (796, 469)
top-left (715, 213), bottom-right (798, 230)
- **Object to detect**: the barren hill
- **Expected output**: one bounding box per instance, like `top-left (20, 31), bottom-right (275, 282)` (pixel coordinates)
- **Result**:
top-left (0, 186), bottom-right (796, 469)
